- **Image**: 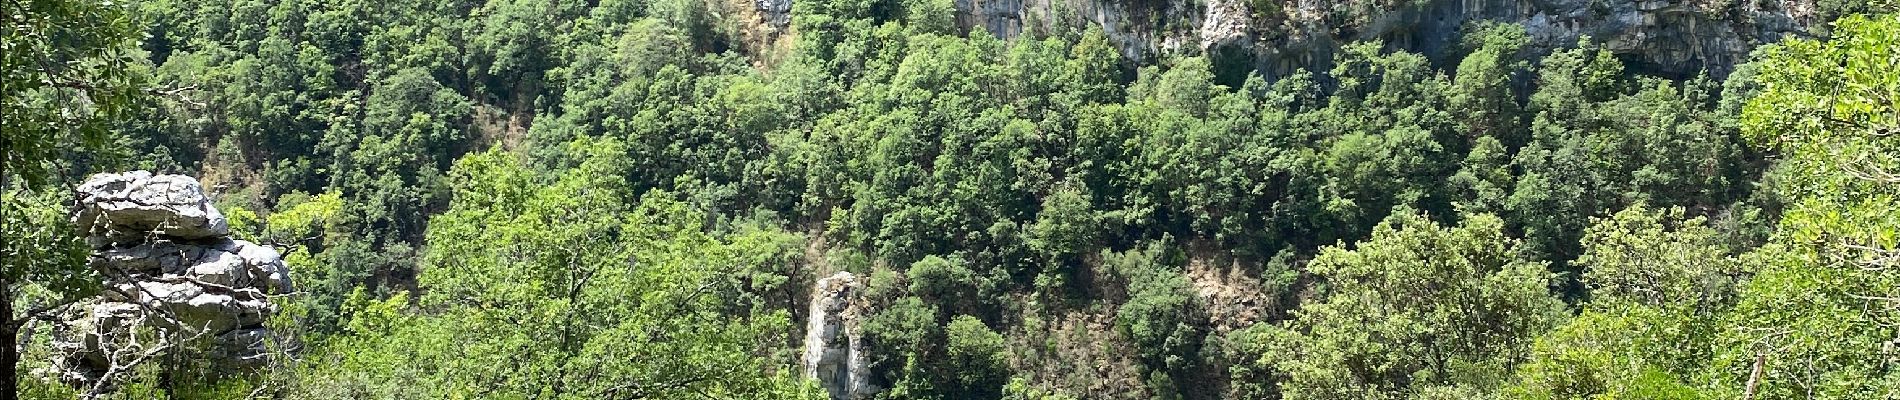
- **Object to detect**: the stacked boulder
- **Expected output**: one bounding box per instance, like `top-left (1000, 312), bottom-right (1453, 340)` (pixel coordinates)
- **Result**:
top-left (52, 171), bottom-right (294, 383)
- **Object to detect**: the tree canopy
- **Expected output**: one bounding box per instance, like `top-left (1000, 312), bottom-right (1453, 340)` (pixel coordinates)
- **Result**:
top-left (4, 0), bottom-right (1896, 398)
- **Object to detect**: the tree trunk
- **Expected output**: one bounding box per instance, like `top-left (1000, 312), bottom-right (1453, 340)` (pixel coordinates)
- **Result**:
top-left (3, 283), bottom-right (19, 400)
top-left (1743, 352), bottom-right (1766, 400)
top-left (3, 138), bottom-right (18, 400)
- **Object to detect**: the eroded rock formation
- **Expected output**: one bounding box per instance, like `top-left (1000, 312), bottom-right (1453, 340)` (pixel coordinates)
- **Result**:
top-left (51, 171), bottom-right (294, 384)
top-left (756, 0), bottom-right (1818, 78)
top-left (803, 272), bottom-right (877, 400)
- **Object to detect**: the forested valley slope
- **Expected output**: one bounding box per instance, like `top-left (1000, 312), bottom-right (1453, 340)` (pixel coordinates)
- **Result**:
top-left (2, 0), bottom-right (1897, 398)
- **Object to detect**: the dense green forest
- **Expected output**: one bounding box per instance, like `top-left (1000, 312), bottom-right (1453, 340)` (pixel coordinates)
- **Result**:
top-left (2, 0), bottom-right (1897, 397)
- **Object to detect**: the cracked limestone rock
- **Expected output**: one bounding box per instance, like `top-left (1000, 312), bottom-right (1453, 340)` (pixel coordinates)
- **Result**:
top-left (938, 0), bottom-right (1813, 78)
top-left (803, 272), bottom-right (878, 400)
top-left (52, 171), bottom-right (295, 384)
top-left (72, 171), bottom-right (229, 243)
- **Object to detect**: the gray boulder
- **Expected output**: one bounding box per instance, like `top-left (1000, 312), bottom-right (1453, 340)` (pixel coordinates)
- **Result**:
top-left (91, 239), bottom-right (295, 294)
top-left (53, 172), bottom-right (294, 386)
top-left (72, 171), bottom-right (229, 242)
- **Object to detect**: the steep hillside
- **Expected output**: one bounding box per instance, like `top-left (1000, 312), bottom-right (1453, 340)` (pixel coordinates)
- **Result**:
top-left (4, 0), bottom-right (1895, 398)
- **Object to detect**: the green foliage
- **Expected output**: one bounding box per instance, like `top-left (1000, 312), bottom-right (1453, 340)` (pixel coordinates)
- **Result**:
top-left (1256, 213), bottom-right (1565, 399)
top-left (1105, 241), bottom-right (1205, 395)
top-left (1510, 40), bottom-right (1752, 279)
top-left (468, 0), bottom-right (586, 105)
top-left (1712, 14), bottom-right (1900, 400)
top-left (1507, 206), bottom-right (1738, 400)
top-left (1028, 181), bottom-right (1101, 259)
top-left (2, 189), bottom-right (97, 309)
top-left (1448, 136), bottom-right (1513, 215)
top-left (862, 296), bottom-right (943, 398)
top-left (2, 0), bottom-right (145, 186)
top-left (1510, 307), bottom-right (1709, 400)
top-left (1221, 323), bottom-right (1282, 399)
top-left (287, 139), bottom-right (821, 398)
top-left (263, 191), bottom-right (343, 244)
top-left (4, 0), bottom-right (150, 394)
top-left (907, 255), bottom-right (995, 308)
top-left (1576, 205), bottom-right (1742, 311)
top-left (1450, 22), bottom-right (1528, 146)
top-left (1002, 377), bottom-right (1081, 400)
top-left (903, 0), bottom-right (957, 35)
top-left (1813, 0), bottom-right (1900, 26)
top-left (23, 0), bottom-right (1891, 397)
top-left (945, 315), bottom-right (1010, 396)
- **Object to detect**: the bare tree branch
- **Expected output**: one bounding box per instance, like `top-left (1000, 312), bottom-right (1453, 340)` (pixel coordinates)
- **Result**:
top-left (7, 297), bottom-right (83, 329)
top-left (81, 315), bottom-right (214, 399)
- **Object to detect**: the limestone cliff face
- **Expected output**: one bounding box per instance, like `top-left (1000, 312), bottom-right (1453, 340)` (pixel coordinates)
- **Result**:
top-left (53, 171), bottom-right (294, 385)
top-left (760, 0), bottom-right (1817, 77)
top-left (802, 272), bottom-right (877, 400)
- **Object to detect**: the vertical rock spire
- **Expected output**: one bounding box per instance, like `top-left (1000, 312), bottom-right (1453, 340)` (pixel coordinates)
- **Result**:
top-left (802, 272), bottom-right (877, 399)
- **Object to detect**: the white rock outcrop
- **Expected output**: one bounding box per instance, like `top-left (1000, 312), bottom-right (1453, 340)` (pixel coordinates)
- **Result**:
top-left (802, 272), bottom-right (877, 400)
top-left (932, 0), bottom-right (1812, 78)
top-left (52, 171), bottom-right (294, 384)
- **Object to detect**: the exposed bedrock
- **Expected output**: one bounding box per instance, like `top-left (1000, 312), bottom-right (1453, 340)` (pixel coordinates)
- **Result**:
top-left (802, 272), bottom-right (878, 399)
top-left (756, 0), bottom-right (1816, 78)
top-left (52, 171), bottom-right (295, 385)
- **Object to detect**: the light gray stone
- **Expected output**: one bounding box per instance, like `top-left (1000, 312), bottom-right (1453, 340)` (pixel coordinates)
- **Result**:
top-left (935, 0), bottom-right (1815, 78)
top-left (215, 328), bottom-right (275, 367)
top-left (53, 172), bottom-right (295, 386)
top-left (803, 272), bottom-right (878, 400)
top-left (73, 171), bottom-right (229, 242)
